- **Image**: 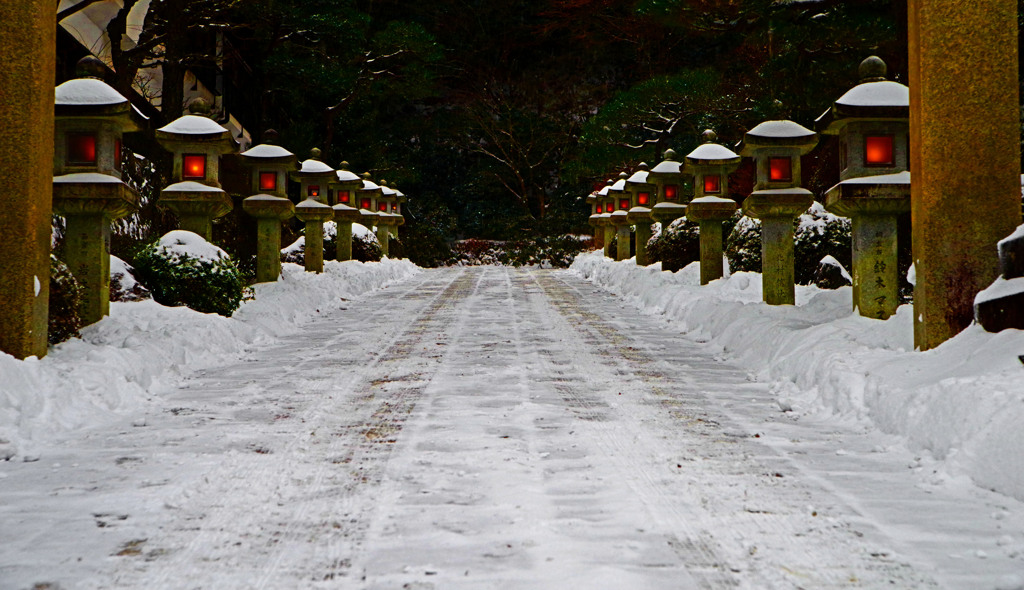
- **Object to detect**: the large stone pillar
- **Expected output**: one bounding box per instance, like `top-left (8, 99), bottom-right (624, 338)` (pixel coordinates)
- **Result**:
top-left (0, 1), bottom-right (55, 359)
top-left (908, 1), bottom-right (1021, 350)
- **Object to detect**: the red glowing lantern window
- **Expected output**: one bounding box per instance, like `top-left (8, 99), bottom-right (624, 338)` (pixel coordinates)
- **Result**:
top-left (664, 184), bottom-right (678, 201)
top-left (259, 171), bottom-right (277, 191)
top-left (620, 198), bottom-right (630, 210)
top-left (596, 204), bottom-right (603, 213)
top-left (638, 192), bottom-right (650, 205)
top-left (704, 175), bottom-right (721, 194)
top-left (768, 157), bottom-right (791, 182)
top-left (183, 154), bottom-right (206, 180)
top-left (392, 204), bottom-right (398, 212)
top-left (67, 133), bottom-right (97, 165)
top-left (360, 198), bottom-right (372, 209)
top-left (308, 184), bottom-right (320, 198)
top-left (865, 135), bottom-right (894, 166)
top-left (338, 190), bottom-right (350, 203)
top-left (114, 139), bottom-right (122, 171)
top-left (379, 202), bottom-right (388, 212)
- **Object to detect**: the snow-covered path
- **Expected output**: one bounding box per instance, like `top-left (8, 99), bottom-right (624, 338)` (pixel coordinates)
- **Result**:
top-left (3, 266), bottom-right (1023, 589)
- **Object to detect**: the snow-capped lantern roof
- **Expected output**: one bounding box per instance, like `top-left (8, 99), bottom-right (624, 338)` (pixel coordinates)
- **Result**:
top-left (626, 163), bottom-right (650, 185)
top-left (685, 130), bottom-right (741, 165)
top-left (362, 178), bottom-right (381, 190)
top-left (739, 120), bottom-right (818, 158)
top-left (745, 120), bottom-right (815, 141)
top-left (157, 115), bottom-right (229, 138)
top-left (240, 143), bottom-right (295, 161)
top-left (56, 77), bottom-right (127, 108)
top-left (297, 149), bottom-right (335, 176)
top-left (816, 56), bottom-right (909, 134)
top-left (54, 57), bottom-right (141, 136)
top-left (649, 149), bottom-right (682, 175)
top-left (608, 172), bottom-right (628, 194)
top-left (336, 168), bottom-right (360, 182)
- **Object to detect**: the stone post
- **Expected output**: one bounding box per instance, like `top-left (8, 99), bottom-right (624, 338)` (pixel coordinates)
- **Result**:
top-left (333, 204), bottom-right (361, 261)
top-left (625, 163), bottom-right (656, 266)
top-left (0, 0), bottom-right (55, 358)
top-left (909, 1), bottom-right (1021, 349)
top-left (687, 198), bottom-right (737, 285)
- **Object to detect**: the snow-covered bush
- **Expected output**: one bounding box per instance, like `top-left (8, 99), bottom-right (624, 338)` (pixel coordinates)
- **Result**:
top-left (48, 255), bottom-right (83, 345)
top-left (132, 230), bottom-right (247, 317)
top-left (448, 235), bottom-right (591, 267)
top-left (281, 222), bottom-right (383, 264)
top-left (109, 255), bottom-right (150, 302)
top-left (351, 224), bottom-right (383, 262)
top-left (647, 217), bottom-right (701, 272)
top-left (726, 202), bottom-right (852, 286)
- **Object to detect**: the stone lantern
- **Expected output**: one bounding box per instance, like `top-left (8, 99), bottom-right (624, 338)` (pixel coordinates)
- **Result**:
top-left (392, 186), bottom-right (407, 239)
top-left (818, 56), bottom-right (910, 320)
top-left (595, 180), bottom-right (615, 258)
top-left (328, 162), bottom-right (363, 262)
top-left (740, 123), bottom-right (818, 304)
top-left (240, 131), bottom-right (296, 283)
top-left (586, 189), bottom-right (605, 249)
top-left (684, 130), bottom-right (742, 285)
top-left (648, 149), bottom-right (688, 227)
top-left (290, 149), bottom-right (336, 273)
top-left (52, 56), bottom-right (142, 326)
top-left (355, 173), bottom-right (382, 244)
top-left (607, 172), bottom-right (632, 261)
top-left (155, 99), bottom-right (235, 241)
top-left (375, 180), bottom-right (399, 257)
top-left (625, 163), bottom-right (656, 266)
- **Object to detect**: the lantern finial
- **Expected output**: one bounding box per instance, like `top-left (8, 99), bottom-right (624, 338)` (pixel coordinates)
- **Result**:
top-left (188, 98), bottom-right (212, 116)
top-left (75, 56), bottom-right (106, 79)
top-left (638, 162), bottom-right (649, 171)
top-left (263, 129), bottom-right (279, 144)
top-left (339, 161), bottom-right (350, 170)
top-left (310, 147), bottom-right (322, 159)
top-left (859, 56), bottom-right (888, 83)
top-left (663, 148), bottom-right (677, 161)
top-left (701, 129), bottom-right (718, 143)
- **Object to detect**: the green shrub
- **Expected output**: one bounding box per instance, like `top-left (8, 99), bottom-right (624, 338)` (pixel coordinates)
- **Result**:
top-left (726, 202), bottom-right (852, 285)
top-left (49, 255), bottom-right (83, 345)
top-left (647, 218), bottom-right (701, 272)
top-left (352, 225), bottom-right (383, 262)
top-left (133, 230), bottom-right (247, 317)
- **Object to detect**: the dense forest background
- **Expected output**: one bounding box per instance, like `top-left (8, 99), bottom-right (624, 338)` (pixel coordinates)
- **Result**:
top-left (71, 0), bottom-right (1022, 265)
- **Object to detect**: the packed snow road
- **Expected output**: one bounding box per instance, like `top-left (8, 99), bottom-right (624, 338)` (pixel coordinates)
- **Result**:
top-left (3, 266), bottom-right (1021, 589)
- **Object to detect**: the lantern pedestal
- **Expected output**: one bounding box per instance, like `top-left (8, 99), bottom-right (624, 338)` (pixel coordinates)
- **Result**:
top-left (627, 207), bottom-right (653, 266)
top-left (598, 214), bottom-right (614, 258)
top-left (825, 172), bottom-right (911, 319)
top-left (333, 204), bottom-right (362, 261)
top-left (975, 226), bottom-right (1024, 332)
top-left (295, 199), bottom-right (335, 273)
top-left (609, 210), bottom-right (631, 261)
top-left (53, 174), bottom-right (139, 325)
top-left (243, 195), bottom-right (294, 283)
top-left (742, 189), bottom-right (813, 305)
top-left (376, 222), bottom-right (392, 257)
top-left (687, 197), bottom-right (738, 285)
top-left (158, 182), bottom-right (233, 241)
top-left (650, 202), bottom-right (687, 225)
top-left (588, 215), bottom-right (605, 250)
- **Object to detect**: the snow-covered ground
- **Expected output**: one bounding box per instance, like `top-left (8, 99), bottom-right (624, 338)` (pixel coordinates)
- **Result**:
top-left (2, 256), bottom-right (1024, 589)
top-left (571, 251), bottom-right (1024, 504)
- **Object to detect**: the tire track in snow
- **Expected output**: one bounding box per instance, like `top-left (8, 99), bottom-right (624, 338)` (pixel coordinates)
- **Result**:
top-left (532, 270), bottom-right (941, 589)
top-left (111, 269), bottom-right (477, 588)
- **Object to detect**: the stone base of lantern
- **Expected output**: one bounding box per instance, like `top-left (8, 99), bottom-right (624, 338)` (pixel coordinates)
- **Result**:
top-left (588, 216), bottom-right (604, 249)
top-left (627, 208), bottom-right (653, 266)
top-left (650, 202), bottom-right (687, 226)
top-left (53, 174), bottom-right (138, 326)
top-left (295, 199), bottom-right (335, 273)
top-left (687, 196), bottom-right (738, 285)
top-left (824, 173), bottom-right (910, 320)
top-left (159, 182), bottom-right (233, 242)
top-left (743, 188), bottom-right (814, 305)
top-left (243, 195), bottom-right (294, 283)
top-left (974, 226), bottom-right (1024, 332)
top-left (602, 219), bottom-right (615, 258)
top-left (610, 211), bottom-right (631, 261)
top-left (333, 204), bottom-right (362, 261)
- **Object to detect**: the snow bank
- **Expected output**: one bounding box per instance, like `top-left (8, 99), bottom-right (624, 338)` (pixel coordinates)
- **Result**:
top-left (0, 259), bottom-right (419, 459)
top-left (570, 250), bottom-right (1024, 501)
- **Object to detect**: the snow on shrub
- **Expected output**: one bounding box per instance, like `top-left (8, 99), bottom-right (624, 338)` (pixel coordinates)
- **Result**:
top-left (726, 202), bottom-right (852, 286)
top-left (648, 217), bottom-right (701, 272)
top-left (48, 255), bottom-right (83, 345)
top-left (109, 255), bottom-right (150, 302)
top-left (448, 235), bottom-right (591, 268)
top-left (282, 222), bottom-right (383, 264)
top-left (132, 230), bottom-right (247, 317)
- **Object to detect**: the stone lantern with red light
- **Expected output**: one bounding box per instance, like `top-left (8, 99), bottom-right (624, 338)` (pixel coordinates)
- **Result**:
top-left (375, 180), bottom-right (400, 257)
top-left (739, 121), bottom-right (818, 304)
top-left (592, 180), bottom-right (615, 258)
top-left (290, 149), bottom-right (336, 273)
top-left (684, 130), bottom-right (742, 285)
top-left (240, 131), bottom-right (297, 283)
top-left (52, 56), bottom-right (142, 326)
top-left (327, 162), bottom-right (364, 262)
top-left (625, 163), bottom-right (656, 266)
top-left (647, 149), bottom-right (688, 227)
top-left (155, 99), bottom-right (236, 241)
top-left (355, 173), bottom-right (383, 239)
top-left (607, 172), bottom-right (633, 261)
top-left (818, 56), bottom-right (910, 320)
